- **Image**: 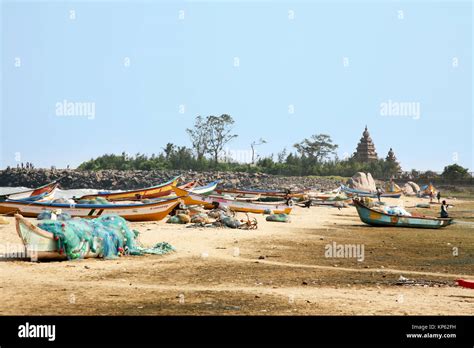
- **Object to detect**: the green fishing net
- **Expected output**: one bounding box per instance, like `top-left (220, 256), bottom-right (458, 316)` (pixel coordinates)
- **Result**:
top-left (38, 215), bottom-right (175, 260)
top-left (266, 214), bottom-right (290, 223)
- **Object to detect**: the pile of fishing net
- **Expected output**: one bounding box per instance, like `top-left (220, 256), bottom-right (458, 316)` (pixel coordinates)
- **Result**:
top-left (266, 213), bottom-right (291, 223)
top-left (37, 214), bottom-right (175, 260)
top-left (37, 210), bottom-right (72, 221)
top-left (382, 206), bottom-right (412, 216)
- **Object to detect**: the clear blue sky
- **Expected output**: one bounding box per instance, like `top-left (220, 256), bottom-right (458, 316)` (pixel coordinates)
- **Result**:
top-left (1, 0), bottom-right (472, 171)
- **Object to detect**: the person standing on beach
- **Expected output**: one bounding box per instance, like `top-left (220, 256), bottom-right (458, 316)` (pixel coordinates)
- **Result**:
top-left (376, 187), bottom-right (382, 202)
top-left (440, 200), bottom-right (449, 218)
top-left (429, 191), bottom-right (434, 203)
top-left (437, 191), bottom-right (441, 203)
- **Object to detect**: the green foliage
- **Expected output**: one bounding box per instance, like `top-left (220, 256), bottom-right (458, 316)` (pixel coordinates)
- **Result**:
top-left (294, 134), bottom-right (338, 162)
top-left (78, 150), bottom-right (404, 180)
top-left (441, 164), bottom-right (470, 181)
top-left (205, 114), bottom-right (238, 163)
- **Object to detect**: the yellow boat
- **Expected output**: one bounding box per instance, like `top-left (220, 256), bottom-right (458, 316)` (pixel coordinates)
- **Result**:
top-left (78, 176), bottom-right (180, 202)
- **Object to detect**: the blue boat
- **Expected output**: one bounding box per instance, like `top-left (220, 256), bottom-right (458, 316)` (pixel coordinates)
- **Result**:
top-left (341, 185), bottom-right (402, 198)
top-left (353, 198), bottom-right (452, 229)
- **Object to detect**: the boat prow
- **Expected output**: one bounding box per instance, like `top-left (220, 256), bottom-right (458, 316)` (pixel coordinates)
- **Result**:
top-left (456, 279), bottom-right (474, 289)
top-left (15, 214), bottom-right (68, 260)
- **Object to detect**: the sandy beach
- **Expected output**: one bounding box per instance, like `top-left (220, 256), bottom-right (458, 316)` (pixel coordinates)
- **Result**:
top-left (0, 195), bottom-right (472, 315)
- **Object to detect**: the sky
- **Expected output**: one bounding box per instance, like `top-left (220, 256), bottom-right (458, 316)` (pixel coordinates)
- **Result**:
top-left (1, 0), bottom-right (472, 171)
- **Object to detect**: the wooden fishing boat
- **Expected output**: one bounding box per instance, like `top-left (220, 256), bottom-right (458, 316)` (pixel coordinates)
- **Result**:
top-left (311, 198), bottom-right (352, 206)
top-left (0, 196), bottom-right (182, 222)
top-left (456, 279), bottom-right (474, 289)
top-left (178, 181), bottom-right (197, 190)
top-left (341, 185), bottom-right (402, 198)
top-left (190, 181), bottom-right (219, 195)
top-left (172, 187), bottom-right (293, 214)
top-left (353, 198), bottom-right (452, 229)
top-left (78, 176), bottom-right (180, 201)
top-left (0, 181), bottom-right (59, 201)
top-left (161, 181), bottom-right (219, 199)
top-left (14, 214), bottom-right (98, 261)
top-left (214, 187), bottom-right (308, 199)
top-left (13, 189), bottom-right (57, 202)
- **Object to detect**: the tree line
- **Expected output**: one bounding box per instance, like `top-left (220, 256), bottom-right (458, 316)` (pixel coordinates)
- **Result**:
top-left (78, 114), bottom-right (471, 182)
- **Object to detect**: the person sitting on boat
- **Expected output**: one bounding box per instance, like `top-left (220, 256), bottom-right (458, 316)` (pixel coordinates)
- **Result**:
top-left (440, 200), bottom-right (449, 218)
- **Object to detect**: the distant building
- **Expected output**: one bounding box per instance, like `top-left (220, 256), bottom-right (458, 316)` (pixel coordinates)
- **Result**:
top-left (385, 147), bottom-right (402, 173)
top-left (353, 126), bottom-right (378, 162)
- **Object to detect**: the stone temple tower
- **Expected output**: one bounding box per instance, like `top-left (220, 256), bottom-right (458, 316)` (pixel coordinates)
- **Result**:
top-left (385, 147), bottom-right (401, 172)
top-left (353, 126), bottom-right (378, 162)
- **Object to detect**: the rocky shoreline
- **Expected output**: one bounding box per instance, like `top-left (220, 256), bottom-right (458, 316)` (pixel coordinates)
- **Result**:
top-left (0, 168), bottom-right (345, 191)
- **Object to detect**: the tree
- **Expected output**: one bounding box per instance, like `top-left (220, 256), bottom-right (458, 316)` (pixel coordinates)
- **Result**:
top-left (204, 114), bottom-right (238, 164)
top-left (162, 143), bottom-right (176, 160)
top-left (441, 164), bottom-right (470, 181)
top-left (277, 148), bottom-right (287, 163)
top-left (294, 134), bottom-right (338, 163)
top-left (250, 138), bottom-right (267, 164)
top-left (186, 116), bottom-right (208, 160)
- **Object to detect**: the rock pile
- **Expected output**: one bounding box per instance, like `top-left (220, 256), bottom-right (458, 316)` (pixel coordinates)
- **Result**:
top-left (0, 168), bottom-right (344, 191)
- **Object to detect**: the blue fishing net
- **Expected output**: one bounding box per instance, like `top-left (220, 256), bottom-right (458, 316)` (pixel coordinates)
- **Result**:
top-left (37, 210), bottom-right (72, 221)
top-left (38, 214), bottom-right (175, 260)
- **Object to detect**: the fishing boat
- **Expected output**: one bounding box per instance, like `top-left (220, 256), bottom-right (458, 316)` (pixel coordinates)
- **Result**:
top-left (161, 181), bottom-right (219, 199)
top-left (178, 181), bottom-right (197, 191)
top-left (311, 198), bottom-right (352, 206)
top-left (341, 185), bottom-right (402, 198)
top-left (214, 187), bottom-right (308, 199)
top-left (310, 187), bottom-right (349, 201)
top-left (189, 181), bottom-right (219, 195)
top-left (0, 180), bottom-right (59, 202)
top-left (172, 186), bottom-right (293, 214)
top-left (78, 176), bottom-right (180, 201)
top-left (13, 189), bottom-right (57, 202)
top-left (353, 198), bottom-right (452, 229)
top-left (14, 214), bottom-right (98, 261)
top-left (0, 196), bottom-right (183, 222)
top-left (456, 279), bottom-right (474, 289)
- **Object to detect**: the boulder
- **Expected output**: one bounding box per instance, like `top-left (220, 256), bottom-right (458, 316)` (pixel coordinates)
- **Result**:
top-left (347, 172), bottom-right (376, 192)
top-left (403, 181), bottom-right (420, 196)
top-left (402, 183), bottom-right (415, 196)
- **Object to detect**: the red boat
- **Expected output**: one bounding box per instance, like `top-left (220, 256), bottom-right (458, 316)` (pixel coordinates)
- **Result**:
top-left (0, 180), bottom-right (59, 201)
top-left (456, 279), bottom-right (474, 289)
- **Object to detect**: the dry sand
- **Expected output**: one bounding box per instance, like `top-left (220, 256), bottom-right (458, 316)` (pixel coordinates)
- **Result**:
top-left (0, 196), bottom-right (473, 315)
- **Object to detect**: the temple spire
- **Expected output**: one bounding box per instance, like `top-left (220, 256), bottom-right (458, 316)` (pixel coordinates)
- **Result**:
top-left (386, 147), bottom-right (401, 172)
top-left (353, 126), bottom-right (378, 162)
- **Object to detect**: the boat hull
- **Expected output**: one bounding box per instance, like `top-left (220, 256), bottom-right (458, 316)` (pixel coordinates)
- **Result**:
top-left (173, 187), bottom-right (293, 214)
top-left (312, 199), bottom-right (352, 206)
top-left (353, 199), bottom-right (452, 229)
top-left (1, 181), bottom-right (59, 201)
top-left (0, 197), bottom-right (182, 222)
top-left (15, 214), bottom-right (98, 260)
top-left (215, 188), bottom-right (307, 199)
top-left (341, 185), bottom-right (402, 198)
top-left (190, 181), bottom-right (219, 195)
top-left (78, 176), bottom-right (180, 201)
top-left (456, 279), bottom-right (474, 289)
